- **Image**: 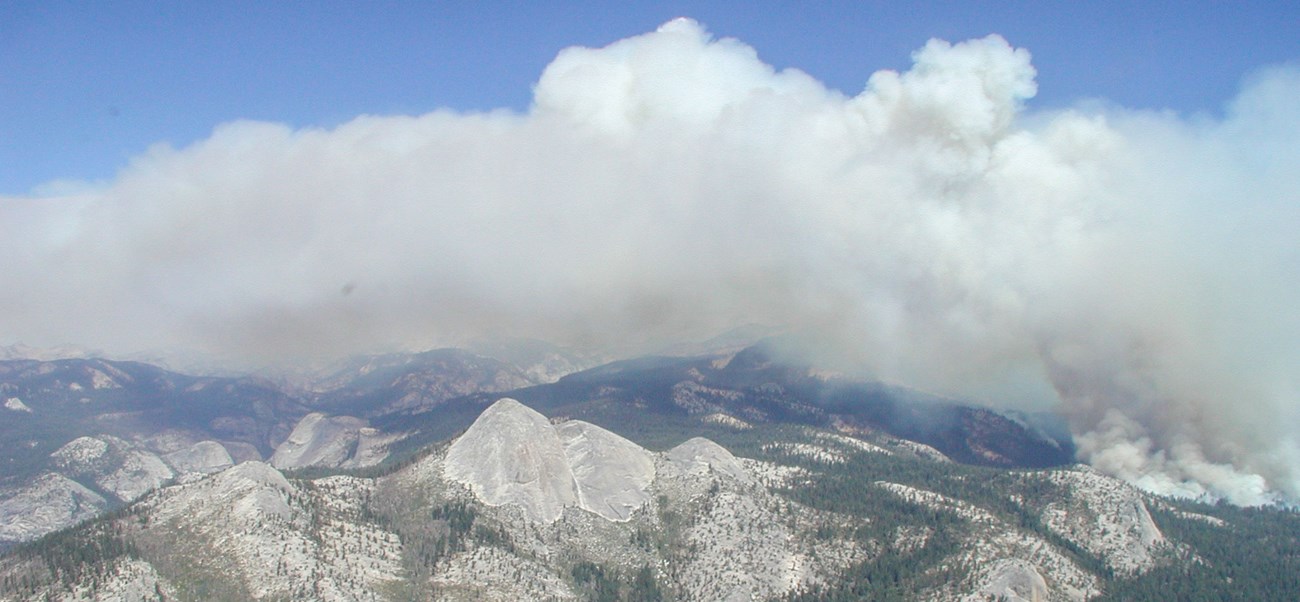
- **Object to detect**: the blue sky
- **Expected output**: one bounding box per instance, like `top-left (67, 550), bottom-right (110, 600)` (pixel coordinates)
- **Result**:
top-left (2, 1), bottom-right (1297, 195)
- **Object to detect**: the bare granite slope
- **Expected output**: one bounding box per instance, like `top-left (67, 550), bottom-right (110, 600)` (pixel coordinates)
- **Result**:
top-left (3, 395), bottom-right (1276, 601)
top-left (443, 398), bottom-right (655, 522)
top-left (0, 474), bottom-right (107, 543)
top-left (269, 412), bottom-right (401, 470)
top-left (556, 419), bottom-right (655, 521)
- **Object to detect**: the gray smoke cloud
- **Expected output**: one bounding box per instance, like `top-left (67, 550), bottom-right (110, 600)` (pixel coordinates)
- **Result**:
top-left (2, 19), bottom-right (1297, 504)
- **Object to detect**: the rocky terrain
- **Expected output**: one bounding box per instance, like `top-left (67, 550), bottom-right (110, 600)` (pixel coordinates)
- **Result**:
top-left (2, 343), bottom-right (1298, 600)
top-left (0, 341), bottom-right (1076, 550)
top-left (0, 357), bottom-right (304, 550)
top-left (0, 348), bottom-right (554, 548)
top-left (5, 396), bottom-right (1294, 601)
top-left (443, 399), bottom-right (656, 523)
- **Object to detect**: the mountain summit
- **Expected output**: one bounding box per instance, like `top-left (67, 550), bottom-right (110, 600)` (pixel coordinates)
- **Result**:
top-left (2, 393), bottom-right (1296, 600)
top-left (3, 353), bottom-right (1298, 600)
top-left (443, 398), bottom-right (655, 522)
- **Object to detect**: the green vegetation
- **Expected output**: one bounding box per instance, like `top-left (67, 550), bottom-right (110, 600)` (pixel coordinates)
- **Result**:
top-left (570, 561), bottom-right (664, 602)
top-left (4, 404), bottom-right (1300, 601)
top-left (0, 506), bottom-right (141, 599)
top-left (1100, 503), bottom-right (1300, 600)
top-left (572, 561), bottom-right (622, 602)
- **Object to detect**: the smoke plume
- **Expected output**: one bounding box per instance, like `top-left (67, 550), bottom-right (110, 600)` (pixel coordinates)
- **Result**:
top-left (2, 19), bottom-right (1297, 504)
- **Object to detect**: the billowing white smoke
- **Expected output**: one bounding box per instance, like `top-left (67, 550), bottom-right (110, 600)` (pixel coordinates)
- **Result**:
top-left (2, 19), bottom-right (1297, 504)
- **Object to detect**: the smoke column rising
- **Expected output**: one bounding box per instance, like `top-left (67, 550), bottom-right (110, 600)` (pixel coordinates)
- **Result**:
top-left (2, 19), bottom-right (1297, 504)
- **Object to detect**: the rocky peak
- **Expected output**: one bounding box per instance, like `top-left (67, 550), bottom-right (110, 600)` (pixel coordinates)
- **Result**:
top-left (666, 436), bottom-right (750, 483)
top-left (555, 420), bottom-right (655, 520)
top-left (443, 398), bottom-right (655, 523)
top-left (443, 398), bottom-right (578, 523)
top-left (975, 559), bottom-right (1050, 601)
top-left (271, 412), bottom-right (366, 469)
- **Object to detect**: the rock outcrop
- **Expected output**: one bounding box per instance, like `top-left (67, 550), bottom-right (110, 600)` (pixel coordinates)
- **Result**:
top-left (49, 435), bottom-right (175, 502)
top-left (443, 398), bottom-right (655, 522)
top-left (271, 413), bottom-right (364, 469)
top-left (163, 440), bottom-right (235, 475)
top-left (556, 420), bottom-right (655, 521)
top-left (0, 473), bottom-right (108, 543)
top-left (666, 436), bottom-right (751, 483)
top-left (973, 559), bottom-right (1050, 602)
top-left (1042, 466), bottom-right (1167, 575)
top-left (271, 412), bottom-right (401, 470)
top-left (444, 399), bottom-right (579, 523)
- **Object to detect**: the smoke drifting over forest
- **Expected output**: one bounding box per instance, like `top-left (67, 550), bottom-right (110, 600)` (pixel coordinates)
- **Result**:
top-left (2, 19), bottom-right (1297, 504)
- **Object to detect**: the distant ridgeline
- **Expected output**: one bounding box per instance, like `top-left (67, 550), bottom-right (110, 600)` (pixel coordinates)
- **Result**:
top-left (1, 392), bottom-right (1297, 600)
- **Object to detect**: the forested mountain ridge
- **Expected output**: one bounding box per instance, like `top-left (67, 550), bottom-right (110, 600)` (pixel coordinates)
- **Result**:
top-left (2, 397), bottom-right (1298, 601)
top-left (2, 343), bottom-right (1297, 600)
top-left (1, 341), bottom-right (1071, 550)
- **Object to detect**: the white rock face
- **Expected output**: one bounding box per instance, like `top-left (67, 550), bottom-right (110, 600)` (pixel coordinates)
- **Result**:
top-left (221, 441), bottom-right (264, 464)
top-left (973, 559), bottom-right (1050, 602)
top-left (270, 412), bottom-right (397, 469)
top-left (271, 412), bottom-right (365, 469)
top-left (3, 397), bottom-right (31, 412)
top-left (701, 412), bottom-right (752, 430)
top-left (51, 436), bottom-right (111, 471)
top-left (348, 427), bottom-right (403, 468)
top-left (147, 461), bottom-right (295, 526)
top-left (666, 437), bottom-right (751, 483)
top-left (0, 473), bottom-right (108, 543)
top-left (556, 420), bottom-right (655, 521)
top-left (49, 435), bottom-right (174, 502)
top-left (3, 434), bottom-right (243, 547)
top-left (163, 440), bottom-right (234, 475)
top-left (97, 449), bottom-right (174, 501)
top-left (444, 398), bottom-right (656, 523)
top-left (444, 399), bottom-right (579, 523)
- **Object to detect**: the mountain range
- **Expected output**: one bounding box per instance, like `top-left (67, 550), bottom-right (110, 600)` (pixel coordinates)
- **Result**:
top-left (1, 341), bottom-right (1297, 600)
